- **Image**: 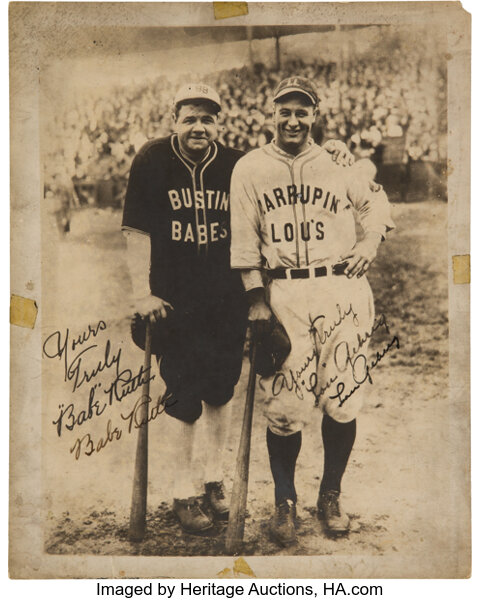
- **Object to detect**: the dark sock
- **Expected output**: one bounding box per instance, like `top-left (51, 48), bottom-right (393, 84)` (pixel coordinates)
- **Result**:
top-left (266, 427), bottom-right (302, 505)
top-left (320, 414), bottom-right (356, 494)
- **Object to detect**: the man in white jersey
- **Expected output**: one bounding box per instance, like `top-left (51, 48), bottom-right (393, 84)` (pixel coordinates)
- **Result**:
top-left (230, 77), bottom-right (395, 546)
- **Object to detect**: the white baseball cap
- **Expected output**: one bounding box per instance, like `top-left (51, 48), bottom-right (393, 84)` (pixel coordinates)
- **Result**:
top-left (173, 83), bottom-right (222, 112)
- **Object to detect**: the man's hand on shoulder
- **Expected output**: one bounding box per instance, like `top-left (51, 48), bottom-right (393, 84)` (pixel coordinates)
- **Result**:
top-left (340, 232), bottom-right (382, 279)
top-left (323, 139), bottom-right (354, 167)
top-left (134, 295), bottom-right (174, 323)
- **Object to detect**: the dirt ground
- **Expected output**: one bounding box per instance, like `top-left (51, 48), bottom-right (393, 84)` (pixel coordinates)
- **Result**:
top-left (42, 199), bottom-right (451, 568)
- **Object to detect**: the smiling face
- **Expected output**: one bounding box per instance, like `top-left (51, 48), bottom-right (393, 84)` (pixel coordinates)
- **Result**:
top-left (273, 93), bottom-right (317, 156)
top-left (173, 101), bottom-right (219, 161)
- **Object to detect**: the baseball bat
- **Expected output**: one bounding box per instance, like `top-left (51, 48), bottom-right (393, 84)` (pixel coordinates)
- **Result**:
top-left (225, 325), bottom-right (258, 554)
top-left (128, 319), bottom-right (152, 542)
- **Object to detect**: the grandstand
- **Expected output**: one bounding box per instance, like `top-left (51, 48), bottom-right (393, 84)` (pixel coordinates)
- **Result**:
top-left (43, 25), bottom-right (447, 227)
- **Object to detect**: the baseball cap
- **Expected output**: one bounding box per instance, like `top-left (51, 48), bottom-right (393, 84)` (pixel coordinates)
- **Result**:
top-left (173, 83), bottom-right (222, 112)
top-left (273, 76), bottom-right (319, 106)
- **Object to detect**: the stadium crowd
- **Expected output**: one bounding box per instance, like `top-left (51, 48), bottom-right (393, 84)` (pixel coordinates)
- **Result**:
top-left (45, 41), bottom-right (447, 209)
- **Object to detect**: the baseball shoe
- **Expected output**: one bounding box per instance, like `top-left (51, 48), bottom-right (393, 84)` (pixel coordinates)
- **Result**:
top-left (172, 497), bottom-right (214, 534)
top-left (204, 481), bottom-right (229, 521)
top-left (270, 499), bottom-right (297, 547)
top-left (317, 490), bottom-right (350, 533)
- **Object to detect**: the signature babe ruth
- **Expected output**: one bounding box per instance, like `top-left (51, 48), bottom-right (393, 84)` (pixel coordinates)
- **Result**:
top-left (230, 76), bottom-right (395, 546)
top-left (122, 82), bottom-right (355, 535)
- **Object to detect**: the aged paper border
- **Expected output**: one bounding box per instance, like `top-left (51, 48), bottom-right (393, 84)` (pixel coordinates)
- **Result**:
top-left (9, 1), bottom-right (471, 579)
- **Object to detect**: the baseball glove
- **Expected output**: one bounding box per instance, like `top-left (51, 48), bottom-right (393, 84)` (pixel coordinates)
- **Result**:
top-left (253, 316), bottom-right (291, 378)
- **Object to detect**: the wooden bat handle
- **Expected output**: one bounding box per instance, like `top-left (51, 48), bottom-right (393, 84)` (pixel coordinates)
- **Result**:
top-left (225, 330), bottom-right (257, 554)
top-left (128, 319), bottom-right (152, 542)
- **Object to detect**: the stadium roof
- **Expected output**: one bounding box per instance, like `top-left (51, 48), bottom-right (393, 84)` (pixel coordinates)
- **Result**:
top-left (60, 25), bottom-right (376, 57)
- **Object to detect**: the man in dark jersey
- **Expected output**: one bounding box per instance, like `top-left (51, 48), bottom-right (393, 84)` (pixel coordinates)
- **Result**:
top-left (122, 82), bottom-right (353, 535)
top-left (122, 83), bottom-right (247, 534)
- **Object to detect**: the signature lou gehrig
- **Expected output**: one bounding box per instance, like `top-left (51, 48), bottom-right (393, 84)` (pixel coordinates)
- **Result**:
top-left (230, 76), bottom-right (395, 547)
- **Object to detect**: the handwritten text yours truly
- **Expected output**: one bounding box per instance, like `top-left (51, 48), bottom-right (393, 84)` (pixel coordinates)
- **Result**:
top-left (43, 320), bottom-right (118, 393)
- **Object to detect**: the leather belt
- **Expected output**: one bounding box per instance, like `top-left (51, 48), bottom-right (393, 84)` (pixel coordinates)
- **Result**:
top-left (268, 263), bottom-right (347, 279)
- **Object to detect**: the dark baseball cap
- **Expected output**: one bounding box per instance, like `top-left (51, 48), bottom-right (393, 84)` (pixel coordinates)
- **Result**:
top-left (273, 76), bottom-right (319, 106)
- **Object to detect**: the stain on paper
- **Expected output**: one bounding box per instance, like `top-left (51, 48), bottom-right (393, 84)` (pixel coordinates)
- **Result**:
top-left (217, 557), bottom-right (256, 578)
top-left (214, 2), bottom-right (248, 20)
top-left (233, 556), bottom-right (256, 577)
top-left (452, 254), bottom-right (470, 284)
top-left (10, 294), bottom-right (38, 329)
top-left (443, 158), bottom-right (454, 177)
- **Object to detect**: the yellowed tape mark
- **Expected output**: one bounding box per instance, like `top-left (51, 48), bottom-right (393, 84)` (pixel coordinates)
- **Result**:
top-left (214, 2), bottom-right (248, 20)
top-left (10, 294), bottom-right (38, 329)
top-left (217, 557), bottom-right (256, 578)
top-left (452, 254), bottom-right (470, 284)
top-left (233, 556), bottom-right (256, 577)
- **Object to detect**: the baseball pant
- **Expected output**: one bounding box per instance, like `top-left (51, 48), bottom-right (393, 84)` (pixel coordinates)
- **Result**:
top-left (262, 274), bottom-right (375, 435)
top-left (158, 293), bottom-right (247, 423)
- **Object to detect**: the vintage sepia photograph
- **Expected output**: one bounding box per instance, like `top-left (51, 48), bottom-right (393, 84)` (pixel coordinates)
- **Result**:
top-left (9, 2), bottom-right (470, 580)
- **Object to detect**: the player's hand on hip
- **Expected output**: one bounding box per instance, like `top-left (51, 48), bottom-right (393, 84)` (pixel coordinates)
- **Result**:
top-left (323, 139), bottom-right (354, 167)
top-left (340, 232), bottom-right (382, 279)
top-left (134, 295), bottom-right (174, 323)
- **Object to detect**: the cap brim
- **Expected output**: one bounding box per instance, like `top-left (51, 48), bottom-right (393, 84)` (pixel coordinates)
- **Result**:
top-left (274, 87), bottom-right (317, 105)
top-left (174, 96), bottom-right (221, 111)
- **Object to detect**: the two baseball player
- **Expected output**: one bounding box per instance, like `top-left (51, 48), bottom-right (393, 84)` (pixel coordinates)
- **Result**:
top-left (230, 76), bottom-right (395, 546)
top-left (122, 82), bottom-right (353, 535)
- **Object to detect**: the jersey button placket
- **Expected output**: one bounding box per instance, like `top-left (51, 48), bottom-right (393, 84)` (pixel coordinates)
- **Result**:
top-left (298, 162), bottom-right (310, 266)
top-left (288, 160), bottom-right (301, 268)
top-left (192, 164), bottom-right (206, 257)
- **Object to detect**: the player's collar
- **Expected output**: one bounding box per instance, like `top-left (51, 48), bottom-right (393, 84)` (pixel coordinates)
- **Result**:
top-left (171, 134), bottom-right (215, 168)
top-left (268, 138), bottom-right (320, 161)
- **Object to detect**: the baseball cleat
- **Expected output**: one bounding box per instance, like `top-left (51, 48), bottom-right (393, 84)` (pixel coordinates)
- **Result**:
top-left (270, 499), bottom-right (297, 547)
top-left (204, 481), bottom-right (229, 521)
top-left (172, 496), bottom-right (214, 534)
top-left (317, 490), bottom-right (350, 533)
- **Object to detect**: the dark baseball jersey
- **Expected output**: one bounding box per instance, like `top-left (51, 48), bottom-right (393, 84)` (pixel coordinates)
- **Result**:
top-left (122, 134), bottom-right (245, 305)
top-left (122, 134), bottom-right (248, 422)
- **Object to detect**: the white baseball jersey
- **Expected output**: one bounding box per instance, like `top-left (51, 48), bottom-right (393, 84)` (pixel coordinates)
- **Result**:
top-left (230, 140), bottom-right (395, 433)
top-left (230, 140), bottom-right (394, 272)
